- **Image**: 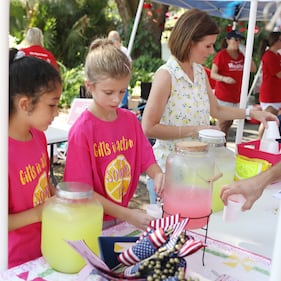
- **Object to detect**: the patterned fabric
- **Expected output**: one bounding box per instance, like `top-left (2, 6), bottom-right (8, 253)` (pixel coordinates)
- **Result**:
top-left (118, 228), bottom-right (167, 265)
top-left (152, 56), bottom-right (210, 171)
top-left (118, 214), bottom-right (203, 271)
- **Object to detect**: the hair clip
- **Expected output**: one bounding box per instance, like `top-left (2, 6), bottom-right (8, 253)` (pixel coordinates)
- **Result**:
top-left (14, 50), bottom-right (25, 61)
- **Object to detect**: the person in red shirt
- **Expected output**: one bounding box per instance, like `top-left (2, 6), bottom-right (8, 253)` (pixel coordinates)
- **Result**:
top-left (258, 31), bottom-right (281, 138)
top-left (20, 27), bottom-right (59, 71)
top-left (211, 30), bottom-right (256, 140)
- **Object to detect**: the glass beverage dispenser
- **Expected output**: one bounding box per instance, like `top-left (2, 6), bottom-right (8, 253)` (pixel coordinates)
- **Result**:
top-left (41, 182), bottom-right (103, 273)
top-left (163, 141), bottom-right (217, 229)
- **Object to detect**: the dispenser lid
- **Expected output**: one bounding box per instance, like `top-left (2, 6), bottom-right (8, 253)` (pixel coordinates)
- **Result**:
top-left (199, 129), bottom-right (226, 144)
top-left (56, 182), bottom-right (93, 199)
top-left (175, 141), bottom-right (208, 152)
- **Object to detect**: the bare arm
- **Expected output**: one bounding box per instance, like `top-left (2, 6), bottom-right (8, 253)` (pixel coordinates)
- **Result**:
top-left (9, 178), bottom-right (55, 231)
top-left (250, 59), bottom-right (257, 73)
top-left (207, 80), bottom-right (278, 125)
top-left (221, 160), bottom-right (281, 210)
top-left (146, 163), bottom-right (165, 197)
top-left (210, 63), bottom-right (235, 84)
top-left (276, 71), bottom-right (281, 79)
top-left (9, 204), bottom-right (43, 231)
top-left (93, 192), bottom-right (153, 230)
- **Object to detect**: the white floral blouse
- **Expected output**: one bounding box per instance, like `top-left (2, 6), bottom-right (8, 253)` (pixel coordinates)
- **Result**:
top-left (153, 56), bottom-right (210, 171)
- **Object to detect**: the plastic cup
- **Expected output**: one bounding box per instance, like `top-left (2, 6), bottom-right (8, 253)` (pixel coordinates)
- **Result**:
top-left (146, 204), bottom-right (163, 219)
top-left (263, 121), bottom-right (280, 140)
top-left (260, 138), bottom-right (279, 154)
top-left (223, 194), bottom-right (246, 222)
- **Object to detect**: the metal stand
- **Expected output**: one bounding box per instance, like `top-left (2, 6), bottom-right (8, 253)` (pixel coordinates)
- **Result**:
top-left (198, 211), bottom-right (212, 266)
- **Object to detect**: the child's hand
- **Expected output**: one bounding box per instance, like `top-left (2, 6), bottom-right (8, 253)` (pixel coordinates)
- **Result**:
top-left (126, 208), bottom-right (154, 230)
top-left (153, 172), bottom-right (165, 198)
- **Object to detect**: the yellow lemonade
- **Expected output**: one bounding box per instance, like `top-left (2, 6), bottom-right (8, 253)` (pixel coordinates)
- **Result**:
top-left (41, 183), bottom-right (103, 274)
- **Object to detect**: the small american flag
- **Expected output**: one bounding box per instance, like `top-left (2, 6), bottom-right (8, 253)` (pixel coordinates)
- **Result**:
top-left (118, 228), bottom-right (167, 265)
top-left (138, 213), bottom-right (181, 241)
top-left (178, 238), bottom-right (205, 257)
top-left (150, 213), bottom-right (181, 230)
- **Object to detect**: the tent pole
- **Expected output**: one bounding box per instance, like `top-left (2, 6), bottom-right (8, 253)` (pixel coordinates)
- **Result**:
top-left (127, 0), bottom-right (144, 56)
top-left (0, 0), bottom-right (9, 271)
top-left (235, 0), bottom-right (258, 147)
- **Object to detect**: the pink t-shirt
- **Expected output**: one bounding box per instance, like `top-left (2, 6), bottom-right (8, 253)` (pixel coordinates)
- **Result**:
top-left (9, 128), bottom-right (51, 268)
top-left (259, 50), bottom-right (281, 103)
top-left (213, 49), bottom-right (244, 103)
top-left (64, 108), bottom-right (156, 221)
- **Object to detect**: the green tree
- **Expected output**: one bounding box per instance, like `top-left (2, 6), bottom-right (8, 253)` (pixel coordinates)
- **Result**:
top-left (10, 0), bottom-right (113, 68)
top-left (114, 0), bottom-right (168, 59)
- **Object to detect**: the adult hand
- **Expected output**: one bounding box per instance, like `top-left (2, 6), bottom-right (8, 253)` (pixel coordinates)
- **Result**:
top-left (220, 178), bottom-right (264, 211)
top-left (250, 110), bottom-right (279, 128)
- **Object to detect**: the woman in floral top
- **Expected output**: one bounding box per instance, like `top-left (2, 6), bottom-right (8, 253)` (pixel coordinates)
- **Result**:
top-left (142, 9), bottom-right (278, 203)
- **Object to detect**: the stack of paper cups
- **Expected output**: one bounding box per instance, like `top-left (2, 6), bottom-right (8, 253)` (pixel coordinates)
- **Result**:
top-left (260, 121), bottom-right (280, 154)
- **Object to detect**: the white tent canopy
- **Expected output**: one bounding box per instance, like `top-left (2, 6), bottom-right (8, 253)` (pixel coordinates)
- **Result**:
top-left (152, 0), bottom-right (279, 21)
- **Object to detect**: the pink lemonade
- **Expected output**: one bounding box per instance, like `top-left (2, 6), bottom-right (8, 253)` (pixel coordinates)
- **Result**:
top-left (163, 186), bottom-right (212, 229)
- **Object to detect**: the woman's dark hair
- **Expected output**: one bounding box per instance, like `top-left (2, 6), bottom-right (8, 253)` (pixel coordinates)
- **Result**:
top-left (259, 31), bottom-right (281, 58)
top-left (9, 48), bottom-right (62, 117)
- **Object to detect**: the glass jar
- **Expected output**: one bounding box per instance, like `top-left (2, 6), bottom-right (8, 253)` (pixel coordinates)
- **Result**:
top-left (41, 182), bottom-right (103, 274)
top-left (163, 141), bottom-right (215, 229)
top-left (199, 129), bottom-right (236, 212)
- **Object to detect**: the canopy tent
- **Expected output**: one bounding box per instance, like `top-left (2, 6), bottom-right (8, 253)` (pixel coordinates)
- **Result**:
top-left (152, 0), bottom-right (279, 21)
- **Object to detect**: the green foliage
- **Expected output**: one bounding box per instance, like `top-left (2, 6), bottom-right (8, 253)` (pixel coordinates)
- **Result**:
top-left (10, 0), bottom-right (113, 68)
top-left (130, 55), bottom-right (165, 89)
top-left (58, 63), bottom-right (84, 108)
top-left (127, 21), bottom-right (160, 59)
top-left (9, 0), bottom-right (28, 41)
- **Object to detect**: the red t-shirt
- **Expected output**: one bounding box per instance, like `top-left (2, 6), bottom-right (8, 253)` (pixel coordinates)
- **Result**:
top-left (213, 49), bottom-right (244, 103)
top-left (259, 50), bottom-right (281, 103)
top-left (20, 45), bottom-right (59, 70)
